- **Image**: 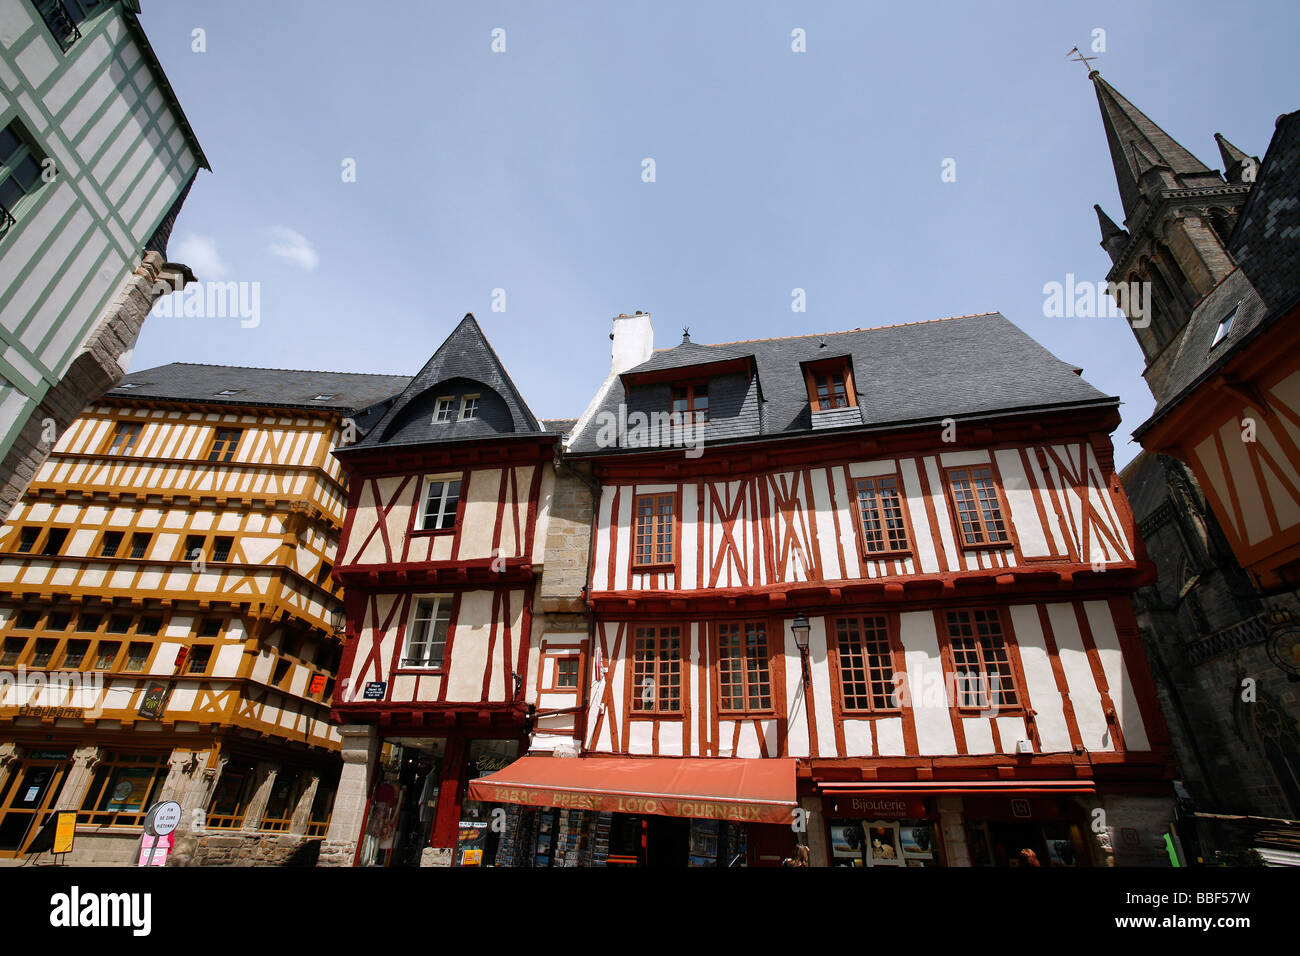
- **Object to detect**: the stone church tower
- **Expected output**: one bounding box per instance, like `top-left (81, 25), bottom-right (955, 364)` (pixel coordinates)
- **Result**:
top-left (1091, 72), bottom-right (1300, 861)
top-left (1089, 71), bottom-right (1258, 401)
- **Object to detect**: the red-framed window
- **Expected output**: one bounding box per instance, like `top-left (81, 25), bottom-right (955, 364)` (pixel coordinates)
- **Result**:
top-left (855, 475), bottom-right (910, 555)
top-left (631, 625), bottom-right (682, 714)
top-left (670, 383), bottom-right (709, 424)
top-left (803, 359), bottom-right (856, 411)
top-left (833, 616), bottom-right (898, 712)
top-left (633, 493), bottom-right (676, 567)
top-left (716, 621), bottom-right (773, 713)
top-left (944, 608), bottom-right (1019, 709)
top-left (945, 465), bottom-right (1011, 548)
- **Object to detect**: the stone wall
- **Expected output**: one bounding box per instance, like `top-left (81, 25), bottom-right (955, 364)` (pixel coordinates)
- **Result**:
top-left (538, 460), bottom-right (595, 613)
top-left (169, 832), bottom-right (322, 867)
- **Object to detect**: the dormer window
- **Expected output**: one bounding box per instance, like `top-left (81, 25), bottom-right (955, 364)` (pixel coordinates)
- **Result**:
top-left (803, 358), bottom-right (856, 411)
top-left (1210, 307), bottom-right (1237, 350)
top-left (434, 397), bottom-right (455, 423)
top-left (460, 395), bottom-right (480, 421)
top-left (671, 383), bottom-right (708, 424)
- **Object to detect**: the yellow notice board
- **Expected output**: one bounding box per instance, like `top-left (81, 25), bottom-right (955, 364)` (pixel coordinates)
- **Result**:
top-left (54, 811), bottom-right (76, 854)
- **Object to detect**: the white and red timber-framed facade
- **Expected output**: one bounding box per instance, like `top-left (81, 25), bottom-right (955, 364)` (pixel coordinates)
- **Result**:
top-left (320, 313), bottom-right (585, 867)
top-left (466, 310), bottom-right (1180, 867)
top-left (0, 362), bottom-right (409, 865)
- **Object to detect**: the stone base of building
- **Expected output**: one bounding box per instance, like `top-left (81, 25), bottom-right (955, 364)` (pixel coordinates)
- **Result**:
top-left (169, 832), bottom-right (322, 867)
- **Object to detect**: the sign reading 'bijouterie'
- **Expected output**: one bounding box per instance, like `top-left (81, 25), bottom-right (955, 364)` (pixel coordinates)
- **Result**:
top-left (469, 783), bottom-right (794, 824)
top-left (823, 795), bottom-right (928, 819)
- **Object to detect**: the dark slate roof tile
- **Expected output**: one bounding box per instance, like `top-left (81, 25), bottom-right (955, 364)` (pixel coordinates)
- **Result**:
top-left (108, 363), bottom-right (411, 412)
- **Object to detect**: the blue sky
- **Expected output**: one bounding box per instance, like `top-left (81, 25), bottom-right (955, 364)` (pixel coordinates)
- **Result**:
top-left (132, 0), bottom-right (1299, 465)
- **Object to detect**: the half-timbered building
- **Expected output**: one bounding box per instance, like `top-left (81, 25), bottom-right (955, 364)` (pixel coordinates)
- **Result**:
top-left (0, 362), bottom-right (408, 864)
top-left (470, 310), bottom-right (1177, 866)
top-left (1087, 71), bottom-right (1300, 863)
top-left (320, 314), bottom-right (583, 867)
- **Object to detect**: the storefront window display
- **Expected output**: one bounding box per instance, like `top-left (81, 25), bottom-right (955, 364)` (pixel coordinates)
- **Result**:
top-left (827, 819), bottom-right (943, 867)
top-left (358, 738), bottom-right (445, 867)
top-left (454, 739), bottom-right (520, 867)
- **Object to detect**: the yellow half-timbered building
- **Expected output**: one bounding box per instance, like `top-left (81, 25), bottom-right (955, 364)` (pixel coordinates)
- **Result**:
top-left (0, 362), bottom-right (408, 864)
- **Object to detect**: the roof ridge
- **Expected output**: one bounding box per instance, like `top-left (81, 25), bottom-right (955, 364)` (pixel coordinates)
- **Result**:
top-left (660, 312), bottom-right (999, 351)
top-left (136, 362), bottom-right (412, 379)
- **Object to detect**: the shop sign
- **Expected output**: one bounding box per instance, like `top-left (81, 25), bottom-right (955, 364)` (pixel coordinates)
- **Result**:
top-left (363, 682), bottom-right (387, 700)
top-left (456, 821), bottom-right (488, 866)
top-left (309, 674), bottom-right (328, 697)
top-left (53, 811), bottom-right (77, 854)
top-left (472, 783), bottom-right (794, 824)
top-left (15, 705), bottom-right (85, 719)
top-left (962, 795), bottom-right (1073, 821)
top-left (137, 682), bottom-right (169, 719)
top-left (822, 795), bottom-right (928, 819)
top-left (28, 750), bottom-right (70, 761)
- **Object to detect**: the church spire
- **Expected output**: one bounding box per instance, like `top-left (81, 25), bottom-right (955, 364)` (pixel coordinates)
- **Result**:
top-left (1215, 132), bottom-right (1259, 184)
top-left (1091, 73), bottom-right (1220, 219)
top-left (1094, 204), bottom-right (1128, 263)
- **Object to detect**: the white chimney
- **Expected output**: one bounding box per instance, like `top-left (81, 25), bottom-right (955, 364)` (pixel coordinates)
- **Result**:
top-left (609, 311), bottom-right (653, 375)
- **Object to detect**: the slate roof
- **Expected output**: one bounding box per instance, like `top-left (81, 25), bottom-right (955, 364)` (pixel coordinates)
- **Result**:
top-left (343, 313), bottom-right (546, 452)
top-left (107, 363), bottom-right (411, 413)
top-left (1137, 111), bottom-right (1300, 434)
top-left (568, 312), bottom-right (1115, 455)
top-left (621, 335), bottom-right (755, 379)
top-left (1119, 450), bottom-right (1170, 526)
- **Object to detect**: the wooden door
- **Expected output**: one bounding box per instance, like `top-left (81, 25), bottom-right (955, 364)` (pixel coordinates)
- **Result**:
top-left (0, 760), bottom-right (69, 858)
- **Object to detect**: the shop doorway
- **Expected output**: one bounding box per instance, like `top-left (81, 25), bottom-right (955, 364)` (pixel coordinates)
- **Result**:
top-left (645, 816), bottom-right (689, 867)
top-left (0, 758), bottom-right (69, 858)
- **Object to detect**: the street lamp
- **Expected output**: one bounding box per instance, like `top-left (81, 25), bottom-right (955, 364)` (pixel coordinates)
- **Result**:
top-left (330, 606), bottom-right (347, 637)
top-left (791, 612), bottom-right (811, 687)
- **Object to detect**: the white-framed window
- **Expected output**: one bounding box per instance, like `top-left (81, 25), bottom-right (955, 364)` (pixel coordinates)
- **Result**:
top-left (418, 475), bottom-right (462, 531)
top-left (459, 395), bottom-right (480, 421)
top-left (401, 596), bottom-right (452, 668)
top-left (433, 397), bottom-right (456, 423)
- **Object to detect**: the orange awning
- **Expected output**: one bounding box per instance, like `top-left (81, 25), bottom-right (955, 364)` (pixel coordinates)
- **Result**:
top-left (467, 756), bottom-right (798, 824)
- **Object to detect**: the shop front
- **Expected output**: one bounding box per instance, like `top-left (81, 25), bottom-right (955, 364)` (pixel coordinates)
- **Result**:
top-left (467, 755), bottom-right (799, 867)
top-left (820, 788), bottom-right (1096, 868)
top-left (356, 735), bottom-right (522, 867)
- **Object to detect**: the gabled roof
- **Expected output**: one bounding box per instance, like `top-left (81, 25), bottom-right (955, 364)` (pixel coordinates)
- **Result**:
top-left (344, 313), bottom-right (545, 451)
top-left (1137, 111), bottom-right (1300, 433)
top-left (1091, 73), bottom-right (1221, 220)
top-left (568, 312), bottom-right (1114, 455)
top-left (107, 363), bottom-right (411, 412)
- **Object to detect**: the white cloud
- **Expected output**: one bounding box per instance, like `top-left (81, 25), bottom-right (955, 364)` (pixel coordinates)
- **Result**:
top-left (173, 233), bottom-right (229, 279)
top-left (267, 226), bottom-right (319, 271)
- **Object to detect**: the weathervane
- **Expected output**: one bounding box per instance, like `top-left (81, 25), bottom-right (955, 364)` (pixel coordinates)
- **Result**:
top-left (1066, 45), bottom-right (1098, 76)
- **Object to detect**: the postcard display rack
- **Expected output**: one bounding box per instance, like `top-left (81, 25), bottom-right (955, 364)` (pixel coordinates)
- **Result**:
top-left (688, 819), bottom-right (748, 867)
top-left (494, 805), bottom-right (613, 867)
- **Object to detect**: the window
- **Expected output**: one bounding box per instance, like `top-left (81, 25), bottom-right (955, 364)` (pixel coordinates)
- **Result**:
top-left (137, 616), bottom-right (162, 636)
top-left (946, 609), bottom-right (1018, 709)
top-left (1211, 307), bottom-right (1237, 349)
top-left (855, 475), bottom-right (910, 555)
top-left (418, 476), bottom-right (462, 531)
top-left (30, 639), bottom-right (57, 667)
top-left (433, 397), bottom-right (455, 423)
top-left (0, 119), bottom-right (46, 229)
top-left (76, 612), bottom-right (102, 632)
top-left (198, 618), bottom-right (222, 637)
top-left (260, 770), bottom-right (305, 832)
top-left (124, 642), bottom-right (150, 672)
top-left (129, 532), bottom-right (151, 559)
top-left (671, 383), bottom-right (709, 424)
top-left (16, 527), bottom-right (38, 553)
top-left (946, 466), bottom-right (1010, 548)
top-left (215, 389), bottom-right (241, 397)
top-left (46, 612), bottom-right (70, 631)
top-left (16, 611), bottom-right (39, 629)
top-left (115, 383), bottom-right (142, 390)
top-left (0, 638), bottom-right (25, 667)
top-left (186, 645), bottom-right (213, 674)
top-left (183, 534), bottom-right (204, 562)
top-left (312, 394), bottom-right (334, 402)
top-left (272, 658), bottom-right (291, 688)
top-left (459, 395), bottom-right (481, 421)
top-left (631, 626), bottom-right (682, 713)
top-left (107, 615), bottom-right (131, 634)
top-left (717, 621), bottom-right (772, 712)
top-left (99, 531), bottom-right (123, 557)
top-left (42, 528), bottom-right (68, 556)
top-left (78, 752), bottom-right (169, 827)
top-left (803, 359), bottom-right (856, 411)
top-left (402, 597), bottom-right (452, 668)
top-left (212, 537), bottom-right (233, 562)
top-left (555, 657), bottom-right (580, 688)
top-left (60, 639), bottom-right (90, 669)
top-left (207, 428), bottom-right (242, 462)
top-left (834, 616), bottom-right (897, 712)
top-left (104, 422), bottom-right (142, 455)
top-left (206, 762), bottom-right (256, 829)
top-left (92, 641), bottom-right (121, 670)
top-left (633, 493), bottom-right (675, 567)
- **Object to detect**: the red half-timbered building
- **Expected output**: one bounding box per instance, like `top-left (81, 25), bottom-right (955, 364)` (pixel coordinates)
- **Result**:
top-left (470, 311), bottom-right (1178, 867)
top-left (320, 314), bottom-right (575, 867)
